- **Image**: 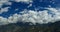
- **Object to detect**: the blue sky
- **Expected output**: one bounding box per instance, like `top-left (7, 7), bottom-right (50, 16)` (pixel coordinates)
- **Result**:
top-left (0, 0), bottom-right (59, 18)
top-left (0, 0), bottom-right (60, 25)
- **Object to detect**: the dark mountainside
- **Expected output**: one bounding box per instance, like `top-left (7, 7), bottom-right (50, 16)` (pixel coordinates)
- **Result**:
top-left (0, 21), bottom-right (60, 32)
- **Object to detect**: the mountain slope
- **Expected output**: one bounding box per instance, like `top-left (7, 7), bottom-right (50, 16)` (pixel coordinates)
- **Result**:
top-left (0, 21), bottom-right (60, 32)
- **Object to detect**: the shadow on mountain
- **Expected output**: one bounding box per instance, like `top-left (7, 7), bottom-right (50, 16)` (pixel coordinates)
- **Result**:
top-left (0, 21), bottom-right (60, 32)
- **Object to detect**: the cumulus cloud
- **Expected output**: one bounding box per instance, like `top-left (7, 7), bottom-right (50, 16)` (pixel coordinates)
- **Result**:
top-left (0, 16), bottom-right (9, 25)
top-left (15, 0), bottom-right (32, 2)
top-left (0, 0), bottom-right (10, 8)
top-left (0, 0), bottom-right (32, 8)
top-left (0, 7), bottom-right (10, 14)
top-left (0, 0), bottom-right (12, 14)
top-left (0, 8), bottom-right (60, 25)
top-left (10, 0), bottom-right (32, 3)
top-left (4, 2), bottom-right (12, 5)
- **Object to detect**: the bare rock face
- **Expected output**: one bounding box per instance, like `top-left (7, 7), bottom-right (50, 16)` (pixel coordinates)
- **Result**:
top-left (0, 21), bottom-right (60, 32)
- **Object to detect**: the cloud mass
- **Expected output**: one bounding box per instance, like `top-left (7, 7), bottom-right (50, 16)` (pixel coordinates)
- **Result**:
top-left (0, 8), bottom-right (60, 25)
top-left (0, 0), bottom-right (60, 25)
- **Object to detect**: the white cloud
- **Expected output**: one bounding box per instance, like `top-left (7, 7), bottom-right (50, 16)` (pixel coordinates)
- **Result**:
top-left (0, 7), bottom-right (9, 14)
top-left (0, 16), bottom-right (9, 25)
top-left (4, 2), bottom-right (12, 5)
top-left (0, 0), bottom-right (10, 8)
top-left (11, 0), bottom-right (33, 3)
top-left (8, 13), bottom-right (21, 23)
top-left (15, 0), bottom-right (32, 2)
top-left (0, 0), bottom-right (12, 14)
top-left (28, 3), bottom-right (32, 8)
top-left (0, 8), bottom-right (60, 25)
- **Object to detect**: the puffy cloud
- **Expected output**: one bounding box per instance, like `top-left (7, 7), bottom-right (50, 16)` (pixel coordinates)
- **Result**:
top-left (46, 8), bottom-right (60, 20)
top-left (10, 0), bottom-right (33, 3)
top-left (4, 2), bottom-right (12, 5)
top-left (20, 10), bottom-right (54, 24)
top-left (15, 0), bottom-right (31, 2)
top-left (8, 13), bottom-right (21, 23)
top-left (0, 13), bottom-right (21, 25)
top-left (0, 16), bottom-right (9, 25)
top-left (15, 0), bottom-right (32, 2)
top-left (0, 8), bottom-right (60, 25)
top-left (0, 0), bottom-right (12, 14)
top-left (0, 7), bottom-right (10, 14)
top-left (0, 0), bottom-right (10, 8)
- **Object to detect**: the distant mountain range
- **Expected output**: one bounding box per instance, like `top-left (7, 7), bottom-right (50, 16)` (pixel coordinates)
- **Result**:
top-left (0, 21), bottom-right (60, 32)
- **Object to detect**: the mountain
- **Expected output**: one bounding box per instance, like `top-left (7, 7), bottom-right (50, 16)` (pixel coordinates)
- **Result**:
top-left (0, 21), bottom-right (60, 32)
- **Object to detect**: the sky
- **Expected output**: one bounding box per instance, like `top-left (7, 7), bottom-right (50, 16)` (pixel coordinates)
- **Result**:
top-left (0, 0), bottom-right (60, 25)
